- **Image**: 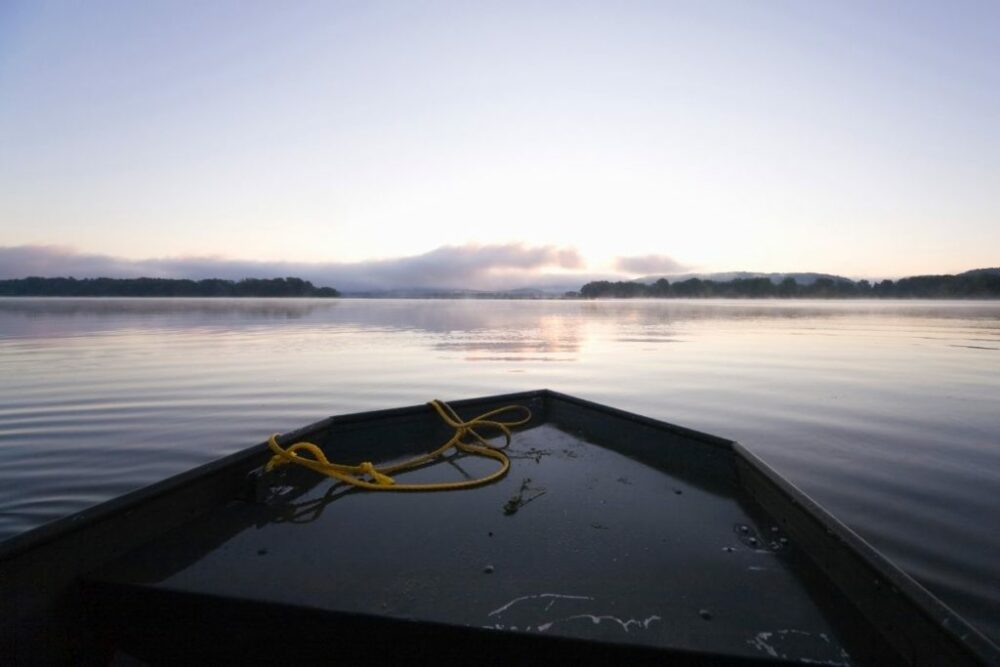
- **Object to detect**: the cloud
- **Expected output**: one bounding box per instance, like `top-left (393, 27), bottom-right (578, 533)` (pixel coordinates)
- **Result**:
top-left (352, 244), bottom-right (584, 288)
top-left (0, 243), bottom-right (589, 292)
top-left (0, 245), bottom-right (146, 278)
top-left (613, 254), bottom-right (687, 275)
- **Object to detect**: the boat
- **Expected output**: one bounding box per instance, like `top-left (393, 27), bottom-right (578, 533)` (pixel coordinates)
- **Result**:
top-left (1, 389), bottom-right (997, 665)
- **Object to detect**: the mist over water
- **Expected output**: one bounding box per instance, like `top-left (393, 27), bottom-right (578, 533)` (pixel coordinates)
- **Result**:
top-left (1, 297), bottom-right (999, 641)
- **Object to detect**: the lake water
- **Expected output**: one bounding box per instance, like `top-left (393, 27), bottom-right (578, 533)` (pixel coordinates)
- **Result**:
top-left (1, 297), bottom-right (999, 642)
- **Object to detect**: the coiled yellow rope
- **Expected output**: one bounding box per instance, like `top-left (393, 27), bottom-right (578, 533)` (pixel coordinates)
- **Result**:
top-left (264, 400), bottom-right (531, 491)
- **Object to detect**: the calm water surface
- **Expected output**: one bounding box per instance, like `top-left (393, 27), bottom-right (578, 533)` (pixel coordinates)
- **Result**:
top-left (1, 297), bottom-right (999, 640)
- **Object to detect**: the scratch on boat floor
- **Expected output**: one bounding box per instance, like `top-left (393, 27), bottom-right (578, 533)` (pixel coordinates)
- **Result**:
top-left (488, 593), bottom-right (594, 616)
top-left (561, 614), bottom-right (662, 633)
top-left (747, 629), bottom-right (852, 666)
top-left (486, 593), bottom-right (661, 636)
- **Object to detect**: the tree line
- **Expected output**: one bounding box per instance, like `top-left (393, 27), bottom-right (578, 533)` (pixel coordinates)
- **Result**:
top-left (0, 277), bottom-right (340, 297)
top-left (579, 273), bottom-right (1000, 299)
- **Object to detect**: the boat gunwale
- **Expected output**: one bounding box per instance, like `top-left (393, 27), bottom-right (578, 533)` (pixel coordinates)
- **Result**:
top-left (544, 389), bottom-right (737, 449)
top-left (733, 442), bottom-right (1000, 664)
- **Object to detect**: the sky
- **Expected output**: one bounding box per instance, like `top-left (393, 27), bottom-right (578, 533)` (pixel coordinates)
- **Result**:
top-left (1, 1), bottom-right (998, 289)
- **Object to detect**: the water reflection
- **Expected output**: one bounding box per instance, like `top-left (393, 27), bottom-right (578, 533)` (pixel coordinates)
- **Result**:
top-left (432, 313), bottom-right (581, 360)
top-left (0, 297), bottom-right (341, 339)
top-left (5, 296), bottom-right (999, 346)
top-left (0, 297), bottom-right (339, 317)
top-left (4, 297), bottom-right (999, 374)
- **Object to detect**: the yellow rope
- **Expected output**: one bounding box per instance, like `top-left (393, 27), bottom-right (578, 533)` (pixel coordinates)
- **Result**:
top-left (264, 400), bottom-right (531, 491)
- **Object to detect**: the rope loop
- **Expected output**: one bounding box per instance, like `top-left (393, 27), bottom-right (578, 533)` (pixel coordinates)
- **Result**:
top-left (264, 400), bottom-right (531, 492)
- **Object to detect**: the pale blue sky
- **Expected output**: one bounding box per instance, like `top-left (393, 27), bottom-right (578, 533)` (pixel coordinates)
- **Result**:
top-left (1, 1), bottom-right (998, 284)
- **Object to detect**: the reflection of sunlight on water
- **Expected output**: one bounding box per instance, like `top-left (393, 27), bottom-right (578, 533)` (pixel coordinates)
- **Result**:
top-left (433, 313), bottom-right (581, 362)
top-left (1, 298), bottom-right (1000, 640)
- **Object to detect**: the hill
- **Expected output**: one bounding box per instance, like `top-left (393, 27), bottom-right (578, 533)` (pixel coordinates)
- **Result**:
top-left (635, 271), bottom-right (853, 285)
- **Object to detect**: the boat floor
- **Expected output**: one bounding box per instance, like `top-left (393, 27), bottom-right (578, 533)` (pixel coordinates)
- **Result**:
top-left (85, 422), bottom-right (882, 665)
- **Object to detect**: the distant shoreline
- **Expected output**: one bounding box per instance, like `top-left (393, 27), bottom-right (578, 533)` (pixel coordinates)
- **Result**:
top-left (578, 273), bottom-right (1000, 299)
top-left (2, 272), bottom-right (999, 299)
top-left (3, 294), bottom-right (1000, 301)
top-left (0, 277), bottom-right (339, 298)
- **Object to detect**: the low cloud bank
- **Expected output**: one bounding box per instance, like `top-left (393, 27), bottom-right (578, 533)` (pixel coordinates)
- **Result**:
top-left (0, 244), bottom-right (596, 292)
top-left (614, 254), bottom-right (687, 275)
